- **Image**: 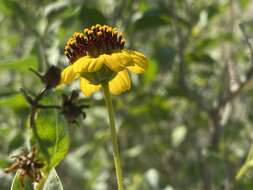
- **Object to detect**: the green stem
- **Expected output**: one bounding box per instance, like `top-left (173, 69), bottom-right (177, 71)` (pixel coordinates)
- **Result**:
top-left (102, 82), bottom-right (124, 190)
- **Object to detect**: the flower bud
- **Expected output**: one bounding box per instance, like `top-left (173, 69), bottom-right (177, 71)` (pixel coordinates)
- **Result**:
top-left (42, 66), bottom-right (62, 88)
top-left (61, 90), bottom-right (89, 123)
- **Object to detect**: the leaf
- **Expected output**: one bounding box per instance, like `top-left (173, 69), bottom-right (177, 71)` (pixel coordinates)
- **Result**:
top-left (171, 125), bottom-right (187, 147)
top-left (0, 0), bottom-right (11, 15)
top-left (0, 156), bottom-right (10, 169)
top-left (8, 131), bottom-right (25, 151)
top-left (79, 7), bottom-right (107, 28)
top-left (145, 168), bottom-right (159, 188)
top-left (144, 59), bottom-right (158, 85)
top-left (32, 96), bottom-right (70, 171)
top-left (125, 145), bottom-right (143, 158)
top-left (44, 1), bottom-right (69, 18)
top-left (43, 169), bottom-right (64, 190)
top-left (134, 9), bottom-right (170, 31)
top-left (193, 33), bottom-right (233, 52)
top-left (11, 171), bottom-right (33, 190)
top-left (239, 0), bottom-right (250, 9)
top-left (205, 3), bottom-right (226, 20)
top-left (3, 1), bottom-right (35, 28)
top-left (236, 144), bottom-right (253, 180)
top-left (186, 52), bottom-right (216, 65)
top-left (0, 93), bottom-right (27, 111)
top-left (0, 56), bottom-right (38, 72)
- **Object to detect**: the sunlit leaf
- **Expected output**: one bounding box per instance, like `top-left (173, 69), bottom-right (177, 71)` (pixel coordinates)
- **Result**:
top-left (0, 0), bottom-right (12, 15)
top-left (0, 56), bottom-right (38, 72)
top-left (239, 0), bottom-right (250, 9)
top-left (0, 93), bottom-right (27, 111)
top-left (44, 1), bottom-right (69, 18)
top-left (43, 168), bottom-right (64, 190)
top-left (236, 144), bottom-right (253, 180)
top-left (145, 168), bottom-right (159, 188)
top-left (31, 96), bottom-right (69, 171)
top-left (144, 59), bottom-right (158, 85)
top-left (125, 145), bottom-right (143, 158)
top-left (171, 125), bottom-right (187, 147)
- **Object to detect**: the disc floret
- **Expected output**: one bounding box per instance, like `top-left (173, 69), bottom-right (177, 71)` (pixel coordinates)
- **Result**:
top-left (64, 25), bottom-right (126, 63)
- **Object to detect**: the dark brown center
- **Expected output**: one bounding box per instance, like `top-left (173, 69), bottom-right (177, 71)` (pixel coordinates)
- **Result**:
top-left (64, 24), bottom-right (126, 64)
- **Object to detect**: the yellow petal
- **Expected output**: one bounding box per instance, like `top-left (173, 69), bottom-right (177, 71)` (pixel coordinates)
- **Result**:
top-left (61, 65), bottom-right (76, 84)
top-left (126, 50), bottom-right (148, 73)
top-left (109, 70), bottom-right (131, 95)
top-left (73, 56), bottom-right (104, 74)
top-left (80, 77), bottom-right (101, 96)
top-left (103, 51), bottom-right (133, 72)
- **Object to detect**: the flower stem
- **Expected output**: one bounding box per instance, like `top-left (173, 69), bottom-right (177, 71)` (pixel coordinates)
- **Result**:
top-left (102, 82), bottom-right (124, 190)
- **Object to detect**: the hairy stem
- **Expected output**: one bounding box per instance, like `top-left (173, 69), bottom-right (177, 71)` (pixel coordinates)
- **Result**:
top-left (102, 82), bottom-right (124, 190)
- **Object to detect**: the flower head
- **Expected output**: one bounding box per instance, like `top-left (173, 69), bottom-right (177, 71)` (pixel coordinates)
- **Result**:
top-left (61, 24), bottom-right (148, 96)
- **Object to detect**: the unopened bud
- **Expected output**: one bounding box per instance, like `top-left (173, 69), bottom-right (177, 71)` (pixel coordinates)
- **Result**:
top-left (61, 90), bottom-right (89, 123)
top-left (42, 66), bottom-right (62, 88)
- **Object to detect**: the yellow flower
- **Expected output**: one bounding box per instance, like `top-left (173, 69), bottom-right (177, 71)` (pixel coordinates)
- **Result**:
top-left (61, 24), bottom-right (148, 96)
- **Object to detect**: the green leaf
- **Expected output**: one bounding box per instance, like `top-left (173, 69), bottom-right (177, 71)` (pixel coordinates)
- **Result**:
top-left (11, 171), bottom-right (33, 190)
top-left (205, 3), bottom-right (226, 20)
top-left (79, 7), bottom-right (107, 28)
top-left (171, 125), bottom-right (187, 147)
top-left (0, 93), bottom-right (27, 111)
top-left (0, 156), bottom-right (10, 169)
top-left (43, 169), bottom-right (64, 190)
top-left (0, 56), bottom-right (38, 72)
top-left (193, 33), bottom-right (233, 52)
top-left (144, 59), bottom-right (158, 84)
top-left (0, 0), bottom-right (12, 15)
top-left (186, 52), bottom-right (216, 65)
top-left (32, 97), bottom-right (69, 171)
top-left (133, 9), bottom-right (170, 31)
top-left (239, 0), bottom-right (250, 9)
top-left (236, 144), bottom-right (253, 180)
top-left (44, 1), bottom-right (69, 18)
top-left (3, 1), bottom-right (36, 28)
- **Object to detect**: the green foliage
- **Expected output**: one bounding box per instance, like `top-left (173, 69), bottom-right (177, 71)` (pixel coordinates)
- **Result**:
top-left (2, 0), bottom-right (253, 190)
top-left (134, 9), bottom-right (170, 31)
top-left (0, 56), bottom-right (38, 73)
top-left (0, 157), bottom-right (11, 169)
top-left (143, 59), bottom-right (158, 85)
top-left (0, 94), bottom-right (27, 111)
top-left (32, 108), bottom-right (69, 171)
top-left (79, 7), bottom-right (107, 28)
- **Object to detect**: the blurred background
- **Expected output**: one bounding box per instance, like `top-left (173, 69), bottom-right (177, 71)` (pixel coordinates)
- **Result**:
top-left (1, 0), bottom-right (253, 189)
